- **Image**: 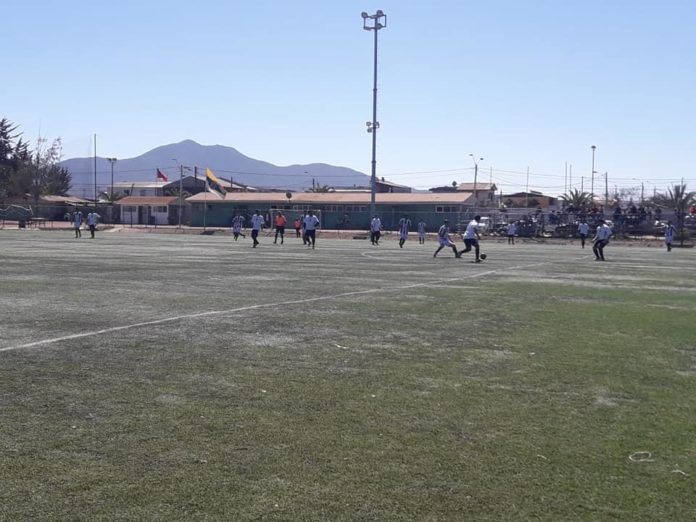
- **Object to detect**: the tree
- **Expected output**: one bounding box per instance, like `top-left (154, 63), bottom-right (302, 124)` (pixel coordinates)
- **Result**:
top-left (559, 188), bottom-right (593, 209)
top-left (306, 184), bottom-right (334, 193)
top-left (653, 183), bottom-right (695, 246)
top-left (0, 120), bottom-right (71, 201)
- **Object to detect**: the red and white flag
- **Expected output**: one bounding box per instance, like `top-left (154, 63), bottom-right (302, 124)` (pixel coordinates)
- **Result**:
top-left (156, 169), bottom-right (168, 182)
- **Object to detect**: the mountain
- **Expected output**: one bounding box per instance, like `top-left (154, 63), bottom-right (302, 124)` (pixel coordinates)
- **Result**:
top-left (60, 140), bottom-right (371, 197)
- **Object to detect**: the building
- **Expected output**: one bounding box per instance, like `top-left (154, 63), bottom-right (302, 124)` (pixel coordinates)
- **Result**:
top-left (502, 191), bottom-right (558, 209)
top-left (116, 196), bottom-right (180, 225)
top-left (430, 182), bottom-right (498, 207)
top-left (185, 191), bottom-right (477, 230)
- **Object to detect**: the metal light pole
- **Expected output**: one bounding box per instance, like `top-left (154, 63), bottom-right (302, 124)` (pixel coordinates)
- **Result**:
top-left (469, 154), bottom-right (484, 209)
top-left (590, 145), bottom-right (596, 198)
top-left (362, 10), bottom-right (387, 217)
top-left (106, 158), bottom-right (117, 199)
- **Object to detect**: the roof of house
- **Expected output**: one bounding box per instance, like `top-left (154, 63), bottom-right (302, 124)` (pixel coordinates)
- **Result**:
top-left (40, 195), bottom-right (92, 204)
top-left (186, 191), bottom-right (474, 204)
top-left (116, 196), bottom-right (179, 206)
top-left (113, 181), bottom-right (168, 189)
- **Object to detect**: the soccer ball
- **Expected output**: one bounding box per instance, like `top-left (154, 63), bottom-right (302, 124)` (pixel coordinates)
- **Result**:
top-left (480, 253), bottom-right (487, 260)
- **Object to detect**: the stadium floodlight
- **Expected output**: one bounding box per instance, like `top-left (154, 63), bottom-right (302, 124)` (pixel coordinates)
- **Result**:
top-left (361, 9), bottom-right (387, 217)
top-left (106, 158), bottom-right (117, 200)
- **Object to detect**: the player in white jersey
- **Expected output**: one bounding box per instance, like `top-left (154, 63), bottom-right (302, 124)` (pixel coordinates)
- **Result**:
top-left (250, 210), bottom-right (265, 248)
top-left (303, 210), bottom-right (320, 249)
top-left (664, 221), bottom-right (675, 251)
top-left (231, 214), bottom-right (246, 241)
top-left (592, 219), bottom-right (612, 261)
top-left (577, 220), bottom-right (590, 248)
top-left (370, 216), bottom-right (382, 245)
top-left (433, 219), bottom-right (459, 258)
top-left (458, 215), bottom-right (483, 262)
top-left (86, 211), bottom-right (99, 239)
top-left (506, 221), bottom-right (517, 245)
top-left (397, 215), bottom-right (411, 248)
top-left (417, 219), bottom-right (427, 244)
top-left (72, 209), bottom-right (83, 238)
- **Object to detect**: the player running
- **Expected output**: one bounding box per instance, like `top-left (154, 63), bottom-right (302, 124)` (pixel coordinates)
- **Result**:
top-left (458, 215), bottom-right (484, 262)
top-left (433, 219), bottom-right (459, 258)
top-left (592, 219), bottom-right (612, 261)
top-left (231, 213), bottom-right (246, 241)
top-left (397, 215), bottom-right (411, 248)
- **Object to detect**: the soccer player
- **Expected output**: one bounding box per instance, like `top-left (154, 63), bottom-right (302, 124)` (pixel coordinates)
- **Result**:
top-left (250, 210), bottom-right (264, 248)
top-left (433, 219), bottom-right (459, 258)
top-left (506, 221), bottom-right (517, 245)
top-left (274, 211), bottom-right (287, 244)
top-left (665, 221), bottom-right (676, 252)
top-left (293, 217), bottom-right (302, 238)
top-left (370, 215), bottom-right (382, 245)
top-left (417, 219), bottom-right (427, 244)
top-left (577, 219), bottom-right (590, 249)
top-left (458, 215), bottom-right (483, 262)
top-left (86, 210), bottom-right (99, 239)
top-left (72, 208), bottom-right (83, 238)
top-left (592, 219), bottom-right (612, 261)
top-left (231, 213), bottom-right (245, 241)
top-left (303, 210), bottom-right (320, 249)
top-left (397, 215), bottom-right (411, 248)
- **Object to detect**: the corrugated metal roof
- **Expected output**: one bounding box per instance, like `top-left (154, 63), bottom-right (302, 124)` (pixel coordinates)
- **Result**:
top-left (186, 191), bottom-right (474, 204)
top-left (116, 196), bottom-right (179, 206)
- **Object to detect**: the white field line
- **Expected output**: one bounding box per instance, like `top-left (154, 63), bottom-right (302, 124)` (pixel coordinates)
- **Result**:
top-left (1, 261), bottom-right (544, 353)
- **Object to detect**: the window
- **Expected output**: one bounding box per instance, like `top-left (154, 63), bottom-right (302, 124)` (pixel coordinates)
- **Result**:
top-left (323, 205), bottom-right (343, 212)
top-left (155, 206), bottom-right (167, 213)
top-left (345, 205), bottom-right (367, 212)
top-left (436, 205), bottom-right (458, 213)
top-left (123, 206), bottom-right (135, 213)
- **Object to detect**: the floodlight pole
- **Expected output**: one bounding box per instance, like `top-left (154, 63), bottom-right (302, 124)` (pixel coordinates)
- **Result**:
top-left (106, 158), bottom-right (117, 199)
top-left (590, 145), bottom-right (596, 199)
top-left (362, 10), bottom-right (387, 217)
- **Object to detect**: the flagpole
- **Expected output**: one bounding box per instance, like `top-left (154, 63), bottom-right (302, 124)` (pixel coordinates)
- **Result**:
top-left (203, 167), bottom-right (207, 231)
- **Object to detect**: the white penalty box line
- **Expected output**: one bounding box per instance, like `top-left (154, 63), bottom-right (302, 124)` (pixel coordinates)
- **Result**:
top-left (1, 262), bottom-right (545, 353)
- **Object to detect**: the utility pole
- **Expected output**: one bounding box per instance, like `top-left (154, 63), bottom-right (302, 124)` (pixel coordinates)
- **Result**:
top-left (469, 154), bottom-right (484, 209)
top-left (93, 134), bottom-right (97, 202)
top-left (362, 10), bottom-right (387, 217)
top-left (525, 167), bottom-right (530, 208)
top-left (604, 172), bottom-right (609, 208)
top-left (590, 145), bottom-right (596, 199)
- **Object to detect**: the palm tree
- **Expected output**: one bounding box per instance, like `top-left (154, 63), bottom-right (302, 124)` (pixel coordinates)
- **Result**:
top-left (653, 183), bottom-right (696, 246)
top-left (559, 188), bottom-right (593, 209)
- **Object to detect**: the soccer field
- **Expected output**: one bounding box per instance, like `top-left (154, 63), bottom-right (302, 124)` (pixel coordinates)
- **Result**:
top-left (1, 230), bottom-right (695, 521)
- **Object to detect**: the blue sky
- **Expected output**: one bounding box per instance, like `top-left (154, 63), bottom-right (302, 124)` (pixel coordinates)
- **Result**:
top-left (4, 0), bottom-right (695, 195)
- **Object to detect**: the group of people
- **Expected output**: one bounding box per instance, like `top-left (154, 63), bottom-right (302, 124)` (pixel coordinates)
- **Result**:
top-left (231, 209), bottom-right (678, 260)
top-left (434, 215), bottom-right (485, 262)
top-left (232, 210), bottom-right (320, 249)
top-left (370, 215), bottom-right (428, 246)
top-left (71, 209), bottom-right (99, 239)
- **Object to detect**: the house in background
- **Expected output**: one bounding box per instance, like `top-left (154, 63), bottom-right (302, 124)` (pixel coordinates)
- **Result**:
top-left (502, 191), bottom-right (558, 209)
top-left (112, 181), bottom-right (167, 197)
top-left (430, 182), bottom-right (498, 207)
top-left (116, 196), bottom-right (181, 225)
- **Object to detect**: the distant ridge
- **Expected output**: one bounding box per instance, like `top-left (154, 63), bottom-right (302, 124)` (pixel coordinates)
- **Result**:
top-left (60, 140), bottom-right (371, 197)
